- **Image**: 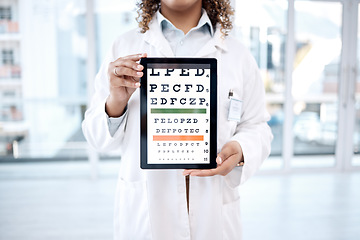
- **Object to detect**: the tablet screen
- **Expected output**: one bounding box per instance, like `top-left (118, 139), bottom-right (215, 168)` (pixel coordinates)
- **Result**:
top-left (140, 58), bottom-right (217, 169)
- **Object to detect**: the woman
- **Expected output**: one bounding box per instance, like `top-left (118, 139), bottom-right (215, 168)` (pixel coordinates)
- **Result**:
top-left (82, 0), bottom-right (273, 239)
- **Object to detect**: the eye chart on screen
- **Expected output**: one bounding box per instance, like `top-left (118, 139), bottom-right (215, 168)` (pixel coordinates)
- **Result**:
top-left (140, 58), bottom-right (217, 169)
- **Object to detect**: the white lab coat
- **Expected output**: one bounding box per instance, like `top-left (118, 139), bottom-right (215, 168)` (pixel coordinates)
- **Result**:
top-left (82, 17), bottom-right (273, 240)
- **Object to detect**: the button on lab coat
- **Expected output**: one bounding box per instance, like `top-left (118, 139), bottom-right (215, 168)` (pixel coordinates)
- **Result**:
top-left (82, 17), bottom-right (273, 240)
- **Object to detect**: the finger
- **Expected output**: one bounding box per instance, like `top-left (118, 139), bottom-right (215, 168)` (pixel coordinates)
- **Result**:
top-left (110, 76), bottom-right (140, 88)
top-left (190, 166), bottom-right (227, 177)
top-left (114, 58), bottom-right (144, 72)
top-left (215, 153), bottom-right (241, 176)
top-left (218, 141), bottom-right (242, 163)
top-left (217, 145), bottom-right (232, 162)
top-left (188, 154), bottom-right (239, 177)
top-left (183, 168), bottom-right (220, 177)
top-left (113, 66), bottom-right (143, 78)
top-left (183, 142), bottom-right (242, 177)
top-left (190, 169), bottom-right (219, 177)
top-left (113, 53), bottom-right (147, 65)
top-left (182, 156), bottom-right (228, 177)
top-left (183, 169), bottom-right (194, 176)
top-left (183, 169), bottom-right (206, 176)
top-left (123, 52), bottom-right (147, 60)
top-left (111, 60), bottom-right (144, 81)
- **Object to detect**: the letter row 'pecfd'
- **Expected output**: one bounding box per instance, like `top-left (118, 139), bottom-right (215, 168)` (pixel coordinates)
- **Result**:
top-left (149, 84), bottom-right (204, 93)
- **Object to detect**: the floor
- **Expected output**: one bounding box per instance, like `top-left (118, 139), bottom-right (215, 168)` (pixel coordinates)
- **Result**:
top-left (240, 171), bottom-right (360, 240)
top-left (0, 161), bottom-right (359, 240)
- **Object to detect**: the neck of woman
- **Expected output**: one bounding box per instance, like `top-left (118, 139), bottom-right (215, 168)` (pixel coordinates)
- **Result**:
top-left (160, 2), bottom-right (202, 34)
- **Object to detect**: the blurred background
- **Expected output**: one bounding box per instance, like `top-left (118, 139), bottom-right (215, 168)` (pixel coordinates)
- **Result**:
top-left (0, 0), bottom-right (359, 239)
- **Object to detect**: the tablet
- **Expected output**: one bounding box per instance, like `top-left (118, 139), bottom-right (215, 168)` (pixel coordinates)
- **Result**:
top-left (140, 58), bottom-right (217, 169)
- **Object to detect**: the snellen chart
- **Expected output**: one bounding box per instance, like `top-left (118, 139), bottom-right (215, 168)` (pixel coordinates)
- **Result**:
top-left (140, 58), bottom-right (217, 169)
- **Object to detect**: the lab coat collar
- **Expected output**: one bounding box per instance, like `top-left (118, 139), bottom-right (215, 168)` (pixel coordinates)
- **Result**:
top-left (143, 14), bottom-right (228, 57)
top-left (156, 9), bottom-right (214, 37)
top-left (143, 17), bottom-right (174, 57)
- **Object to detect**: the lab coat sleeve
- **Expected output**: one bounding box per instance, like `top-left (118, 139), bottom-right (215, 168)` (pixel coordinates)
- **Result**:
top-left (108, 110), bottom-right (128, 137)
top-left (82, 39), bottom-right (128, 152)
top-left (225, 57), bottom-right (273, 188)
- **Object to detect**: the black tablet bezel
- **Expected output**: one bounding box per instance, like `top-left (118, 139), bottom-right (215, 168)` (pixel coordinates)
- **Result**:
top-left (140, 58), bottom-right (217, 169)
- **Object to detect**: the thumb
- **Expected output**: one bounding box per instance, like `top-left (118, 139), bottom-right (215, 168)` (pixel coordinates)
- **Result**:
top-left (216, 155), bottom-right (223, 165)
top-left (217, 141), bottom-right (242, 166)
top-left (216, 146), bottom-right (231, 166)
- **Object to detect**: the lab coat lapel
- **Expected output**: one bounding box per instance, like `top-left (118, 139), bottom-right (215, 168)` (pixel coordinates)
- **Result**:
top-left (143, 20), bottom-right (174, 57)
top-left (195, 27), bottom-right (228, 57)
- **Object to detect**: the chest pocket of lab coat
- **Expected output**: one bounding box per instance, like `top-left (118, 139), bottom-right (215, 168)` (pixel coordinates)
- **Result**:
top-left (114, 178), bottom-right (152, 240)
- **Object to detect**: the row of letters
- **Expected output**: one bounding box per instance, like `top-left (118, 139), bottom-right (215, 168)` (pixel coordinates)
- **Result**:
top-left (155, 128), bottom-right (200, 134)
top-left (149, 68), bottom-right (207, 77)
top-left (150, 97), bottom-right (206, 105)
top-left (156, 142), bottom-right (201, 147)
top-left (154, 118), bottom-right (199, 124)
top-left (149, 84), bottom-right (206, 93)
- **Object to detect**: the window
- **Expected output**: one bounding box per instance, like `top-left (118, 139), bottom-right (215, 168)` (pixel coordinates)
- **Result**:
top-left (234, 0), bottom-right (287, 169)
top-left (0, 0), bottom-right (88, 159)
top-left (293, 1), bottom-right (341, 153)
top-left (0, 7), bottom-right (11, 20)
top-left (0, 0), bottom-right (358, 171)
top-left (353, 2), bottom-right (360, 167)
top-left (94, 0), bottom-right (137, 67)
top-left (2, 49), bottom-right (14, 65)
top-left (2, 90), bottom-right (15, 97)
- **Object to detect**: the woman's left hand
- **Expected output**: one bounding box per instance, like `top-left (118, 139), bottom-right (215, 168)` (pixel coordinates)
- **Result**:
top-left (183, 141), bottom-right (244, 177)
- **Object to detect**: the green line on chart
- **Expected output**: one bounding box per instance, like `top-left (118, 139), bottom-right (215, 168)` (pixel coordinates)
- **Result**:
top-left (151, 108), bottom-right (206, 114)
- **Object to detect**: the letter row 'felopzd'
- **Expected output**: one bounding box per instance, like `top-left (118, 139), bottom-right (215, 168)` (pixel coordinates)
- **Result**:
top-left (154, 118), bottom-right (198, 124)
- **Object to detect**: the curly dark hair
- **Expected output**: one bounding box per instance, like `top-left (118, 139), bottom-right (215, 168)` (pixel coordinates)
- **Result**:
top-left (136, 0), bottom-right (234, 37)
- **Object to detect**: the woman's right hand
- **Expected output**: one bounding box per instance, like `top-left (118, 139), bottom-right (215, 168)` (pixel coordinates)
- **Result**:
top-left (105, 53), bottom-right (147, 117)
